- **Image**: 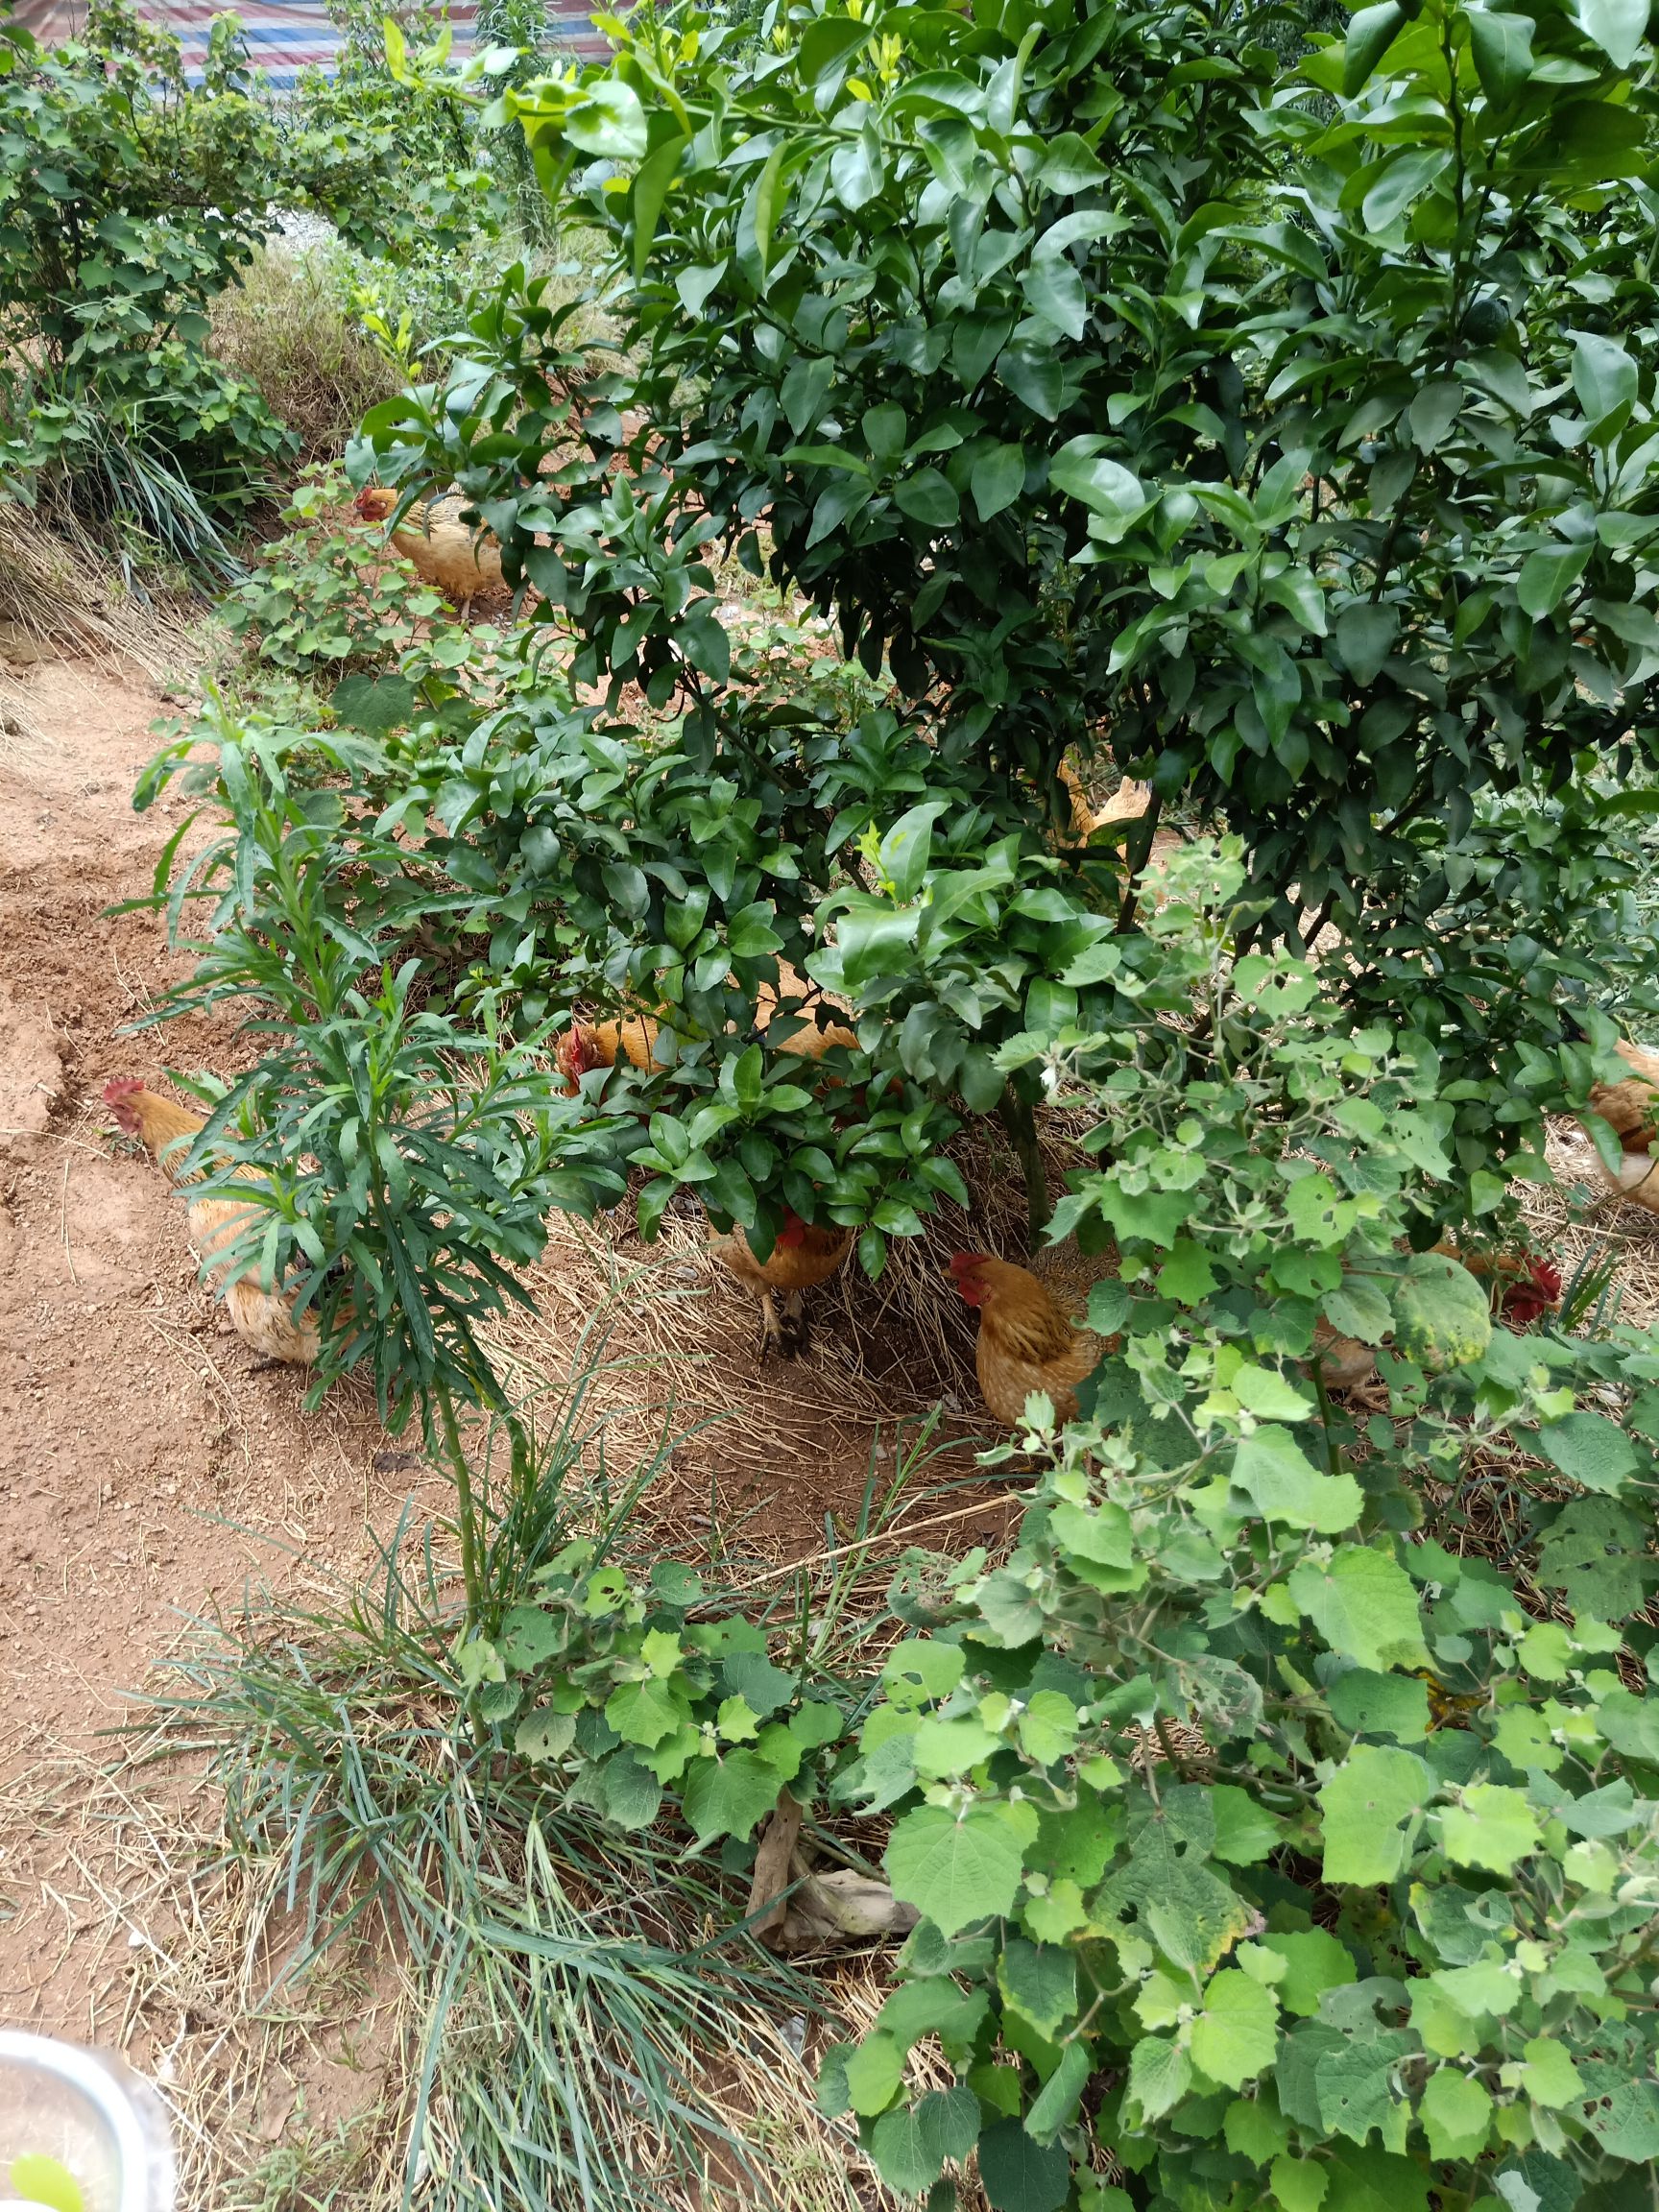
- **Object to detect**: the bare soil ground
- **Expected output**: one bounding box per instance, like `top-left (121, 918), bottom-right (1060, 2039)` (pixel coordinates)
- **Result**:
top-left (0, 650), bottom-right (420, 2177)
top-left (0, 655), bottom-right (394, 1762)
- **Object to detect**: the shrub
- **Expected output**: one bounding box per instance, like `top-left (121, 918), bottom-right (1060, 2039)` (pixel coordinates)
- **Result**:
top-left (278, 0), bottom-right (510, 263)
top-left (777, 852), bottom-right (1659, 2206)
top-left (313, 227), bottom-right (561, 377)
top-left (357, 0), bottom-right (1659, 1249)
top-left (830, 1335), bottom-right (1659, 2209)
top-left (483, 850), bottom-right (1659, 2212)
top-left (132, 691), bottom-right (645, 1616)
top-left (0, 0), bottom-right (297, 553)
top-left (222, 466), bottom-right (439, 673)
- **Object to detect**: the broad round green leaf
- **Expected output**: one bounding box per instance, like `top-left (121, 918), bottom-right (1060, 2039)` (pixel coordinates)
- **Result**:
top-left (1318, 1745), bottom-right (1432, 1883)
top-left (1538, 1410), bottom-right (1641, 1494)
top-left (886, 1799), bottom-right (1037, 1936)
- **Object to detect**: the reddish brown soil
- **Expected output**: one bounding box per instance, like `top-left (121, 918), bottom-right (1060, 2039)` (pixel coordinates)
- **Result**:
top-left (0, 658), bottom-right (403, 1752)
top-left (0, 656), bottom-right (423, 2080)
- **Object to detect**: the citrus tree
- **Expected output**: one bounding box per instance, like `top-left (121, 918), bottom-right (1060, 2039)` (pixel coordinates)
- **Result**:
top-left (353, 0), bottom-right (1659, 1261)
top-left (0, 0), bottom-right (296, 535)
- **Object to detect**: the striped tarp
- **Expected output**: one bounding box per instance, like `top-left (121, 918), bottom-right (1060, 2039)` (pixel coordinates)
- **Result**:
top-left (13, 0), bottom-right (611, 85)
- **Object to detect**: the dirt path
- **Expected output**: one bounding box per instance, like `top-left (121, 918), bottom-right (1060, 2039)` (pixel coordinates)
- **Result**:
top-left (0, 652), bottom-right (406, 2029)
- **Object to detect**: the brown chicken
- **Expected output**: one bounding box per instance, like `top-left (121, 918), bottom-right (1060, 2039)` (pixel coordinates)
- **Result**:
top-left (753, 962), bottom-right (860, 1062)
top-left (949, 1252), bottom-right (1104, 1426)
top-left (352, 486), bottom-right (507, 614)
top-left (768, 1014), bottom-right (861, 1065)
top-left (709, 1211), bottom-right (853, 1355)
top-left (555, 1015), bottom-right (663, 1094)
top-left (104, 1080), bottom-right (322, 1365)
top-left (1585, 1147), bottom-right (1659, 1214)
top-left (1585, 1038), bottom-right (1659, 1155)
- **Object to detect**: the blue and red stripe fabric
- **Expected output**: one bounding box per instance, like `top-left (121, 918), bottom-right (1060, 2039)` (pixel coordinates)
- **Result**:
top-left (14, 0), bottom-right (611, 86)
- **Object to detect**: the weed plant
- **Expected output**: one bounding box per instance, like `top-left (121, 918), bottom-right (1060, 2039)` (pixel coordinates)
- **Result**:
top-left (148, 1340), bottom-right (950, 2210)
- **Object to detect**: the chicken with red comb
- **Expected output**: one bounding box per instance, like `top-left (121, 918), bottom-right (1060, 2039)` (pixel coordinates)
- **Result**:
top-left (949, 1251), bottom-right (1103, 1427)
top-left (709, 1210), bottom-right (852, 1356)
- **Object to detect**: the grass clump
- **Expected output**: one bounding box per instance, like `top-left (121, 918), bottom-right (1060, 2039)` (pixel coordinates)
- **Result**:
top-left (143, 1347), bottom-right (927, 2212)
top-left (210, 251), bottom-right (406, 467)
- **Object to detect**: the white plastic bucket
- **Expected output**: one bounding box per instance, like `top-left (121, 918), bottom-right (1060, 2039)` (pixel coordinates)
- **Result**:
top-left (0, 2033), bottom-right (175, 2212)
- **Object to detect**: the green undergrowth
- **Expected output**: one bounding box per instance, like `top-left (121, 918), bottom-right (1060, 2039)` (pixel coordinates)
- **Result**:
top-left (147, 1348), bottom-right (959, 2212)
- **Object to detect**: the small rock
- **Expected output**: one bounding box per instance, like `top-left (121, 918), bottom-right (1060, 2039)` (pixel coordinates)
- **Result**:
top-left (0, 622), bottom-right (51, 664)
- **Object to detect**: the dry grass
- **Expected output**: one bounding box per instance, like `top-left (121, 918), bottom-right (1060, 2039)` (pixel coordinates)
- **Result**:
top-left (1521, 1114), bottom-right (1659, 1333)
top-left (477, 1109), bottom-right (1105, 1569)
top-left (209, 250), bottom-right (406, 468)
top-left (0, 1743), bottom-right (408, 2211)
top-left (0, 502), bottom-right (197, 698)
top-left (0, 1716), bottom-right (929, 2212)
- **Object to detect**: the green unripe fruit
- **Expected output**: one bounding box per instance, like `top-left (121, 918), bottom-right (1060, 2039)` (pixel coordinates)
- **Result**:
top-left (1462, 294), bottom-right (1511, 345)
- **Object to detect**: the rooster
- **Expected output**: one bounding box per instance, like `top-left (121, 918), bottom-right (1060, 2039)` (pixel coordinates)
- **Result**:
top-left (948, 1252), bottom-right (1103, 1426)
top-left (555, 1015), bottom-right (663, 1095)
top-left (351, 485), bottom-right (507, 615)
top-left (103, 1080), bottom-right (323, 1366)
top-left (1496, 1257), bottom-right (1563, 1326)
top-left (1435, 1238), bottom-right (1563, 1325)
top-left (709, 1212), bottom-right (853, 1355)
